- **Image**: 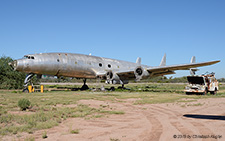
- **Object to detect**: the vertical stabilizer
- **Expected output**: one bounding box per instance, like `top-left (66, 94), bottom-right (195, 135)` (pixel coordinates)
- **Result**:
top-left (190, 56), bottom-right (198, 75)
top-left (160, 54), bottom-right (166, 66)
top-left (136, 57), bottom-right (141, 65)
top-left (190, 56), bottom-right (196, 63)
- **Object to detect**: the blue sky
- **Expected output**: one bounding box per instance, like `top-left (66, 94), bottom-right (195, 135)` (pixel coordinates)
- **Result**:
top-left (1, 0), bottom-right (224, 78)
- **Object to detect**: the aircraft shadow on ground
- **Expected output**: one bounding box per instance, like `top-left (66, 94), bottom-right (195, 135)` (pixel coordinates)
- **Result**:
top-left (183, 114), bottom-right (225, 121)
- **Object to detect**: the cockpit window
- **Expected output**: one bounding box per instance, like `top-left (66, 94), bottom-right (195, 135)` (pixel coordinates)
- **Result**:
top-left (24, 55), bottom-right (35, 59)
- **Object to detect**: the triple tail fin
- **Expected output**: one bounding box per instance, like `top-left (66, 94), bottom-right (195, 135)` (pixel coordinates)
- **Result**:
top-left (160, 54), bottom-right (166, 66)
top-left (190, 56), bottom-right (198, 75)
top-left (136, 57), bottom-right (141, 65)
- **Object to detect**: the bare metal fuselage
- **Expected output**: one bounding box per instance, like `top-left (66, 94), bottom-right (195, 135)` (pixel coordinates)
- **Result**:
top-left (14, 53), bottom-right (146, 80)
top-left (10, 52), bottom-right (220, 86)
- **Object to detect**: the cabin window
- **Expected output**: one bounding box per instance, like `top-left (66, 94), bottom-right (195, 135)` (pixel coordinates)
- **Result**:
top-left (31, 56), bottom-right (35, 59)
top-left (99, 63), bottom-right (102, 67)
top-left (108, 64), bottom-right (111, 68)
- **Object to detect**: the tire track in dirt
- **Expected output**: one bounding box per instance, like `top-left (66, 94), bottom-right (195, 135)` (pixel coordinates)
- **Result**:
top-left (151, 105), bottom-right (196, 135)
top-left (152, 104), bottom-right (215, 139)
top-left (190, 121), bottom-right (213, 136)
top-left (140, 110), bottom-right (163, 141)
top-left (146, 105), bottom-right (196, 140)
top-left (118, 102), bottom-right (163, 140)
top-left (121, 101), bottom-right (194, 140)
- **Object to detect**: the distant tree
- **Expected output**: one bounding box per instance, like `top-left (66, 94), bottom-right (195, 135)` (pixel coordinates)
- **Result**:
top-left (0, 56), bottom-right (39, 89)
top-left (218, 78), bottom-right (225, 83)
top-left (0, 56), bottom-right (26, 89)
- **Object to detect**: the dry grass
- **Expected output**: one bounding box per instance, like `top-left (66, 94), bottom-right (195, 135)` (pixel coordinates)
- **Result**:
top-left (0, 83), bottom-right (225, 135)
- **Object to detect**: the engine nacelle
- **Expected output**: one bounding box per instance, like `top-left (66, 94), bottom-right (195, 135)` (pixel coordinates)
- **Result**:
top-left (105, 71), bottom-right (122, 84)
top-left (134, 66), bottom-right (148, 81)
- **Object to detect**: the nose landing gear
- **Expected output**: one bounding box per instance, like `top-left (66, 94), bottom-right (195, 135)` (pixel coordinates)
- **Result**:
top-left (23, 73), bottom-right (35, 93)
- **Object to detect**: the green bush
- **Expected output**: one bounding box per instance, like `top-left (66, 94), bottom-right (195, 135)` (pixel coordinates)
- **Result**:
top-left (18, 99), bottom-right (31, 111)
top-left (0, 56), bottom-right (39, 89)
top-left (70, 129), bottom-right (79, 134)
top-left (42, 131), bottom-right (48, 139)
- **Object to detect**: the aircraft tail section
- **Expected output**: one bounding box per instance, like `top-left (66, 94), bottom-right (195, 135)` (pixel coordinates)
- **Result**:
top-left (190, 56), bottom-right (198, 75)
top-left (160, 54), bottom-right (166, 66)
top-left (136, 57), bottom-right (141, 64)
top-left (190, 56), bottom-right (196, 63)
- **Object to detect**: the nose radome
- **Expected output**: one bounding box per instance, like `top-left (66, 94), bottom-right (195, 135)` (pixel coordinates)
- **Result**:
top-left (8, 60), bottom-right (17, 70)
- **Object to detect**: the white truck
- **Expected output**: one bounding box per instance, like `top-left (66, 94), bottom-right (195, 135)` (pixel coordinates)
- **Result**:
top-left (184, 73), bottom-right (219, 95)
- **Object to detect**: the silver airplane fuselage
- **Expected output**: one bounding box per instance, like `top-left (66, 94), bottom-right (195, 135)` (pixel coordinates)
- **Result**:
top-left (10, 52), bottom-right (220, 87)
top-left (12, 53), bottom-right (147, 81)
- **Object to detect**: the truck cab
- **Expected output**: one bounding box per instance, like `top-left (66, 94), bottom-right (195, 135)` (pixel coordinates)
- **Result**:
top-left (184, 73), bottom-right (219, 95)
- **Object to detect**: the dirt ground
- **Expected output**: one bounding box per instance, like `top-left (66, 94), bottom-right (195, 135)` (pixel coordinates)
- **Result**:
top-left (3, 98), bottom-right (225, 141)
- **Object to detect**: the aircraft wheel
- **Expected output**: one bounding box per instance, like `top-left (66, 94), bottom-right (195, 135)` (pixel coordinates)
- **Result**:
top-left (23, 88), bottom-right (29, 93)
top-left (81, 84), bottom-right (89, 90)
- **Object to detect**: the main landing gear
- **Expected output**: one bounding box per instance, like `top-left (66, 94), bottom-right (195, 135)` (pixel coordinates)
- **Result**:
top-left (80, 79), bottom-right (89, 90)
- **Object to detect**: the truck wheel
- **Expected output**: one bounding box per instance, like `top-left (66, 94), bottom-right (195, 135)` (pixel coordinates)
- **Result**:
top-left (210, 90), bottom-right (217, 95)
top-left (186, 92), bottom-right (191, 95)
top-left (202, 88), bottom-right (207, 95)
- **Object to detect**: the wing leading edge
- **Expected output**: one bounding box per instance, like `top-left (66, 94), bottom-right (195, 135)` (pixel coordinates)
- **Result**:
top-left (147, 60), bottom-right (220, 77)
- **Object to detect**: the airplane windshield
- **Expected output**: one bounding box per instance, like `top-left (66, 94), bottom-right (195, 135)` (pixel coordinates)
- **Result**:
top-left (23, 55), bottom-right (35, 59)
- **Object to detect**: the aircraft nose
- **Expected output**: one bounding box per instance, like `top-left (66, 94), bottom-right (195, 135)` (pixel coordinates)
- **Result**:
top-left (8, 60), bottom-right (18, 70)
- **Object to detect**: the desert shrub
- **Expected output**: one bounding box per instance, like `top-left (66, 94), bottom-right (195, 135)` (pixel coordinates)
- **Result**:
top-left (18, 99), bottom-right (31, 111)
top-left (42, 131), bottom-right (48, 139)
top-left (70, 129), bottom-right (79, 134)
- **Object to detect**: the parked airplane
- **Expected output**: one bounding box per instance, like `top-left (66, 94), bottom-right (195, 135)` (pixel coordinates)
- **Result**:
top-left (9, 53), bottom-right (220, 90)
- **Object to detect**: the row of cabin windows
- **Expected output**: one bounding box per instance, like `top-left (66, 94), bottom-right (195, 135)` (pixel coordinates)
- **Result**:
top-left (24, 55), bottom-right (116, 69)
top-left (56, 59), bottom-right (115, 69)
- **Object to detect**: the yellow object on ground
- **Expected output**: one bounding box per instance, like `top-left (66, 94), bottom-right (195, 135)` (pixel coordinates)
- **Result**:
top-left (41, 85), bottom-right (44, 93)
top-left (28, 85), bottom-right (32, 93)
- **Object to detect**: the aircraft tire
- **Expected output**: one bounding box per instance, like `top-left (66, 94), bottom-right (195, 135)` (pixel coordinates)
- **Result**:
top-left (23, 88), bottom-right (29, 93)
top-left (81, 84), bottom-right (89, 91)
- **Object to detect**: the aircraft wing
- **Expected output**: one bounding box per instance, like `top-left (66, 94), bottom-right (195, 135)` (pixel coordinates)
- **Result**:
top-left (95, 69), bottom-right (135, 80)
top-left (147, 60), bottom-right (220, 77)
top-left (96, 60), bottom-right (220, 82)
top-left (116, 70), bottom-right (135, 80)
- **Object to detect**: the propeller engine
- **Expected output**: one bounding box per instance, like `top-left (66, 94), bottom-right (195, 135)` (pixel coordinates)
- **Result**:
top-left (134, 66), bottom-right (144, 81)
top-left (105, 71), bottom-right (123, 84)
